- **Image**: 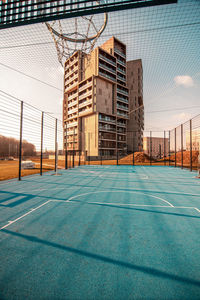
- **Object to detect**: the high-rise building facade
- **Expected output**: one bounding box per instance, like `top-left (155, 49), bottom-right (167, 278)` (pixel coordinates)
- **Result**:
top-left (63, 37), bottom-right (143, 158)
top-left (126, 59), bottom-right (144, 152)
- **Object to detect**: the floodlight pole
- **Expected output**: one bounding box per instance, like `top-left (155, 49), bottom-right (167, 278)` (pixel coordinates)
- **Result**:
top-left (150, 131), bottom-right (152, 166)
top-left (55, 118), bottom-right (57, 172)
top-left (73, 127), bottom-right (75, 168)
top-left (164, 130), bottom-right (166, 166)
top-left (190, 119), bottom-right (192, 172)
top-left (181, 124), bottom-right (183, 169)
top-left (174, 128), bottom-right (176, 167)
top-left (18, 101), bottom-right (23, 181)
top-left (132, 131), bottom-right (134, 166)
top-left (168, 130), bottom-right (170, 166)
top-left (40, 111), bottom-right (44, 175)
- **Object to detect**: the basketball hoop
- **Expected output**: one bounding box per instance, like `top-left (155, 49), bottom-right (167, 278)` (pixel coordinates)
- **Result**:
top-left (45, 1), bottom-right (108, 66)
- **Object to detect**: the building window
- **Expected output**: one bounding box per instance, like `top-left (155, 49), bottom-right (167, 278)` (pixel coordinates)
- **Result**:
top-left (105, 99), bottom-right (107, 105)
top-left (99, 88), bottom-right (102, 95)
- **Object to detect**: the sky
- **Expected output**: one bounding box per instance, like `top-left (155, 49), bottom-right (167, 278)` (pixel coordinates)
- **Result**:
top-left (0, 0), bottom-right (200, 148)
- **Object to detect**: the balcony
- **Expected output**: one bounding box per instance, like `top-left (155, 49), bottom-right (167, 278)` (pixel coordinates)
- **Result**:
top-left (117, 96), bottom-right (128, 104)
top-left (67, 121), bottom-right (78, 128)
top-left (65, 65), bottom-right (78, 79)
top-left (114, 48), bottom-right (126, 58)
top-left (68, 107), bottom-right (78, 115)
top-left (79, 81), bottom-right (92, 92)
top-left (117, 122), bottom-right (126, 127)
top-left (117, 59), bottom-right (126, 67)
top-left (117, 73), bottom-right (126, 82)
top-left (79, 99), bottom-right (93, 109)
top-left (99, 62), bottom-right (116, 75)
top-left (99, 54), bottom-right (116, 67)
top-left (66, 73), bottom-right (79, 86)
top-left (117, 104), bottom-right (129, 111)
top-left (117, 111), bottom-right (128, 118)
top-left (117, 67), bottom-right (126, 75)
top-left (67, 130), bottom-right (77, 135)
top-left (68, 100), bottom-right (78, 108)
top-left (117, 87), bottom-right (128, 96)
top-left (99, 115), bottom-right (116, 124)
top-left (99, 126), bottom-right (116, 133)
top-left (79, 90), bottom-right (92, 101)
top-left (79, 107), bottom-right (93, 116)
top-left (99, 71), bottom-right (116, 82)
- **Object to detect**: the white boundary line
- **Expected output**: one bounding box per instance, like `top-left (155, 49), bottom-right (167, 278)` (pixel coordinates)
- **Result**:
top-left (68, 190), bottom-right (174, 207)
top-left (0, 200), bottom-right (50, 230)
top-left (0, 199), bottom-right (200, 231)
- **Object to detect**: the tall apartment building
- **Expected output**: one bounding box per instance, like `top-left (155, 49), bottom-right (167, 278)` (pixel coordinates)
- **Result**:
top-left (126, 59), bottom-right (144, 152)
top-left (63, 36), bottom-right (143, 158)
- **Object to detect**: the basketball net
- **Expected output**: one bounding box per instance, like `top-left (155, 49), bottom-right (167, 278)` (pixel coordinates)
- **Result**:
top-left (45, 2), bottom-right (108, 67)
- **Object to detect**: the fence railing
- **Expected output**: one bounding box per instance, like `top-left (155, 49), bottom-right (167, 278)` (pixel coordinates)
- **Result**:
top-left (169, 114), bottom-right (200, 171)
top-left (0, 90), bottom-right (200, 181)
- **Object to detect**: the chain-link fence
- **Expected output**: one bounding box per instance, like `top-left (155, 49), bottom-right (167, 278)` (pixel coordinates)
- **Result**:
top-left (1, 91), bottom-right (200, 181)
top-left (0, 91), bottom-right (63, 180)
top-left (169, 115), bottom-right (200, 171)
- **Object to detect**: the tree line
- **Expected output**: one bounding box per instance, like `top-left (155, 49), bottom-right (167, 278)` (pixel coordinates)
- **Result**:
top-left (0, 135), bottom-right (36, 158)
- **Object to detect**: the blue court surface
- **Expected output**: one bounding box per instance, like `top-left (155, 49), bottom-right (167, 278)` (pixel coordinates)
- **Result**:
top-left (0, 166), bottom-right (200, 300)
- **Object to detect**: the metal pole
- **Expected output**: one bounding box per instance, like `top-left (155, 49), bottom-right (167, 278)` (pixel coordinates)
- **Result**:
top-left (101, 151), bottom-right (102, 165)
top-left (164, 130), bottom-right (166, 166)
top-left (18, 101), bottom-right (23, 181)
top-left (40, 111), bottom-right (44, 176)
top-left (79, 150), bottom-right (81, 166)
top-left (88, 132), bottom-right (90, 165)
top-left (73, 127), bottom-right (75, 168)
top-left (132, 131), bottom-right (134, 166)
top-left (190, 119), bottom-right (192, 172)
top-left (181, 124), bottom-right (183, 169)
top-left (175, 128), bottom-right (176, 167)
top-left (65, 150), bottom-right (68, 169)
top-left (150, 131), bottom-right (152, 166)
top-left (55, 118), bottom-right (57, 172)
top-left (168, 130), bottom-right (170, 166)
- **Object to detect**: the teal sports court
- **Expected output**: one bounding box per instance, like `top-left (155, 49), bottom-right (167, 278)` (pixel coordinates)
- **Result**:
top-left (0, 166), bottom-right (200, 299)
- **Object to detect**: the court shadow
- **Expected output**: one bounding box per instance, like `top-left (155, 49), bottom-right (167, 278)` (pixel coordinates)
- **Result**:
top-left (0, 191), bottom-right (35, 207)
top-left (70, 200), bottom-right (200, 219)
top-left (2, 228), bottom-right (200, 288)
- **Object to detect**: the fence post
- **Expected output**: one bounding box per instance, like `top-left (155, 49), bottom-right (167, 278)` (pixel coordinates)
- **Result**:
top-left (175, 128), bottom-right (176, 167)
top-left (18, 101), bottom-right (23, 181)
top-left (40, 111), bottom-right (44, 176)
top-left (101, 151), bottom-right (102, 165)
top-left (73, 128), bottom-right (75, 168)
top-left (79, 150), bottom-right (81, 166)
top-left (181, 124), bottom-right (183, 169)
top-left (164, 130), bottom-right (166, 166)
top-left (55, 118), bottom-right (57, 172)
top-left (65, 150), bottom-right (68, 169)
top-left (190, 119), bottom-right (192, 171)
top-left (132, 131), bottom-right (134, 166)
top-left (168, 130), bottom-right (170, 166)
top-left (150, 131), bottom-right (152, 166)
top-left (88, 133), bottom-right (90, 165)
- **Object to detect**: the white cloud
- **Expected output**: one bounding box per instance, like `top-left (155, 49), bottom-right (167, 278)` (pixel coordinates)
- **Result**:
top-left (174, 75), bottom-right (194, 87)
top-left (173, 112), bottom-right (192, 123)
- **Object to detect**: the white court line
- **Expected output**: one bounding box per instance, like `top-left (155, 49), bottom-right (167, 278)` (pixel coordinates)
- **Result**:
top-left (0, 200), bottom-right (50, 230)
top-left (0, 200), bottom-right (199, 231)
top-left (68, 190), bottom-right (174, 207)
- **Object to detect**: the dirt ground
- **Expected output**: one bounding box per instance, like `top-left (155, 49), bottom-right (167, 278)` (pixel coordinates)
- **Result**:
top-left (0, 151), bottom-right (199, 181)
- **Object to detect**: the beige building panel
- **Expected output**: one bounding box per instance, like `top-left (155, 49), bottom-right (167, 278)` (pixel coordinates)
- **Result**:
top-left (95, 77), bottom-right (114, 115)
top-left (81, 113), bottom-right (98, 156)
